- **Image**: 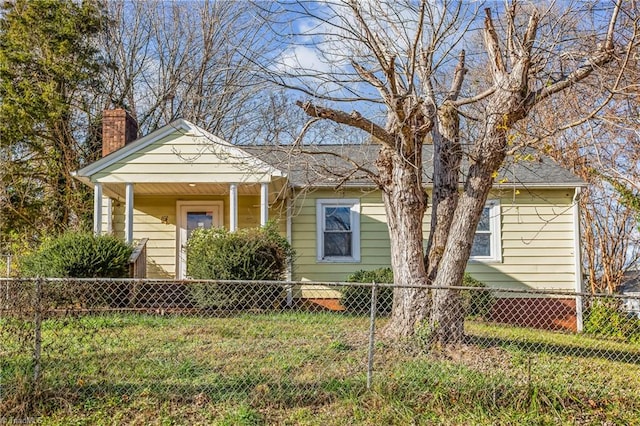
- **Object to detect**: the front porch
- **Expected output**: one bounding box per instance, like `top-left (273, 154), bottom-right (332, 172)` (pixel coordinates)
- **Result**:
top-left (73, 116), bottom-right (288, 279)
top-left (94, 181), bottom-right (286, 279)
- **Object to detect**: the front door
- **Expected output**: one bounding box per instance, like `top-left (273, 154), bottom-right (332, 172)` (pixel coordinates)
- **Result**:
top-left (176, 201), bottom-right (223, 279)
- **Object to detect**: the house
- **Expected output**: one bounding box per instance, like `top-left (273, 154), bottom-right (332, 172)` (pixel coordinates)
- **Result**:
top-left (621, 270), bottom-right (640, 318)
top-left (73, 109), bottom-right (586, 329)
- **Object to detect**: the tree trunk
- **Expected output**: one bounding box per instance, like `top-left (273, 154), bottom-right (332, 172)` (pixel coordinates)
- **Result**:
top-left (429, 106), bottom-right (511, 344)
top-left (429, 163), bottom-right (503, 343)
top-left (426, 102), bottom-right (462, 281)
top-left (424, 102), bottom-right (465, 345)
top-left (378, 146), bottom-right (431, 338)
top-left (428, 187), bottom-right (488, 345)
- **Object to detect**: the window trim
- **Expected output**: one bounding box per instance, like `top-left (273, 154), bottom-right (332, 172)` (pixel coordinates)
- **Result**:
top-left (469, 199), bottom-right (502, 263)
top-left (316, 199), bottom-right (361, 263)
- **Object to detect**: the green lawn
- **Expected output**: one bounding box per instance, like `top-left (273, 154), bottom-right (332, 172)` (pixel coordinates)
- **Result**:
top-left (1, 312), bottom-right (639, 425)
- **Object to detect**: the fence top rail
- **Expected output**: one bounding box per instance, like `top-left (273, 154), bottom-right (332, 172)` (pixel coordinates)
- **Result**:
top-left (0, 277), bottom-right (637, 299)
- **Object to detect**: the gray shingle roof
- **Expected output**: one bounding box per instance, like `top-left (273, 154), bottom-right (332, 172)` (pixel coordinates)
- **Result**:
top-left (621, 270), bottom-right (640, 294)
top-left (243, 144), bottom-right (585, 189)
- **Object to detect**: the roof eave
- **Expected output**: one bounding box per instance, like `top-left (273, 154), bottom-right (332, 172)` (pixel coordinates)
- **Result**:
top-left (491, 182), bottom-right (588, 189)
top-left (70, 171), bottom-right (93, 187)
top-left (288, 181), bottom-right (586, 190)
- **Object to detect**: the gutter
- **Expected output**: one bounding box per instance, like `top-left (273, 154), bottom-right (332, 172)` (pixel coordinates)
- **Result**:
top-left (288, 182), bottom-right (587, 190)
top-left (69, 170), bottom-right (94, 188)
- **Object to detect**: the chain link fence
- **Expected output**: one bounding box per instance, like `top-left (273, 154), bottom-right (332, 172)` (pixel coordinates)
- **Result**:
top-left (1, 278), bottom-right (639, 423)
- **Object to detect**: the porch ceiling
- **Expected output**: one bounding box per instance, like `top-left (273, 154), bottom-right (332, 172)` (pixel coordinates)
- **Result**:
top-left (103, 182), bottom-right (264, 200)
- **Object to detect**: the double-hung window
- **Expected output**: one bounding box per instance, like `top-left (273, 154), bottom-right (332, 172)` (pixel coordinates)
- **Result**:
top-left (470, 200), bottom-right (502, 262)
top-left (316, 199), bottom-right (360, 262)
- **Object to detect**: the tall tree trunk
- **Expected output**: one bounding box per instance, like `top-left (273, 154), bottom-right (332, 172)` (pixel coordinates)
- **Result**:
top-left (430, 106), bottom-right (511, 344)
top-left (427, 4), bottom-right (539, 341)
top-left (426, 102), bottom-right (462, 281)
top-left (425, 101), bottom-right (465, 345)
top-left (378, 146), bottom-right (431, 338)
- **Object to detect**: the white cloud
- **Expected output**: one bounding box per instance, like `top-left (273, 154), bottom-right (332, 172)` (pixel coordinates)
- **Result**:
top-left (274, 45), bottom-right (331, 74)
top-left (295, 17), bottom-right (319, 37)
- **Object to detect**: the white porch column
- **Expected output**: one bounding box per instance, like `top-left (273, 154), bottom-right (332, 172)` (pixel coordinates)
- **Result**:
top-left (93, 183), bottom-right (103, 235)
top-left (260, 182), bottom-right (269, 226)
top-left (125, 183), bottom-right (134, 244)
top-left (229, 183), bottom-right (238, 232)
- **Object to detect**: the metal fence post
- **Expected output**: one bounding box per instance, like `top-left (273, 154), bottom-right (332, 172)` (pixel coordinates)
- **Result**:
top-left (33, 278), bottom-right (43, 389)
top-left (366, 281), bottom-right (378, 390)
top-left (286, 284), bottom-right (293, 307)
top-left (575, 294), bottom-right (584, 332)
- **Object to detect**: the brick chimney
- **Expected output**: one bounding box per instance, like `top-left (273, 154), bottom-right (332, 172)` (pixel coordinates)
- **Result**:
top-left (102, 109), bottom-right (138, 157)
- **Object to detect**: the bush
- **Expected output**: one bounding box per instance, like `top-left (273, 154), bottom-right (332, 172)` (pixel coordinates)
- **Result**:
top-left (185, 222), bottom-right (294, 309)
top-left (19, 232), bottom-right (133, 307)
top-left (584, 298), bottom-right (640, 343)
top-left (20, 232), bottom-right (132, 278)
top-left (343, 268), bottom-right (394, 315)
top-left (460, 273), bottom-right (493, 319)
top-left (347, 268), bottom-right (394, 285)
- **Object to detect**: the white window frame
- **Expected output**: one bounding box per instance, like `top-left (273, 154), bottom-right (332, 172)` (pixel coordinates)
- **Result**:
top-left (176, 200), bottom-right (223, 279)
top-left (316, 199), bottom-right (361, 263)
top-left (469, 199), bottom-right (502, 263)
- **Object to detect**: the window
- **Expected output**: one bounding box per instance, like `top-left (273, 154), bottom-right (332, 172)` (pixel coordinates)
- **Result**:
top-left (316, 199), bottom-right (360, 262)
top-left (470, 200), bottom-right (501, 262)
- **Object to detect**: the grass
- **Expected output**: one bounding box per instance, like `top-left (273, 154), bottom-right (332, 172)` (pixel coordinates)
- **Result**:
top-left (1, 312), bottom-right (639, 425)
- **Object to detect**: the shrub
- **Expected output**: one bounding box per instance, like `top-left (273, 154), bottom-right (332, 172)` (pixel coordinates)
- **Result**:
top-left (20, 232), bottom-right (132, 278)
top-left (460, 273), bottom-right (493, 319)
top-left (19, 232), bottom-right (133, 307)
top-left (185, 222), bottom-right (294, 309)
top-left (347, 268), bottom-right (394, 285)
top-left (343, 268), bottom-right (394, 315)
top-left (584, 298), bottom-right (640, 343)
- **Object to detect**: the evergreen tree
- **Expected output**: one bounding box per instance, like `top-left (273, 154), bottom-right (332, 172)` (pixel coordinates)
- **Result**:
top-left (0, 0), bottom-right (105, 251)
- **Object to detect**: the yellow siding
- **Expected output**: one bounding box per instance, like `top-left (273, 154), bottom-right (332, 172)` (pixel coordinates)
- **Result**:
top-left (291, 189), bottom-right (390, 282)
top-left (105, 183), bottom-right (578, 290)
top-left (292, 188), bottom-right (578, 291)
top-left (100, 196), bottom-right (111, 234)
top-left (468, 188), bottom-right (577, 291)
top-left (94, 132), bottom-right (272, 183)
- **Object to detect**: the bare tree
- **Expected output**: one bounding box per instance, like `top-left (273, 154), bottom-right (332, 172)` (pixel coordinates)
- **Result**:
top-left (522, 10), bottom-right (640, 294)
top-left (100, 1), bottom-right (271, 143)
top-left (542, 99), bottom-right (640, 294)
top-left (259, 0), bottom-right (633, 341)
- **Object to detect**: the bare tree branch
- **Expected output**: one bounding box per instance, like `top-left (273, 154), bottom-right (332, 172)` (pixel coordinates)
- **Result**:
top-left (526, 1), bottom-right (622, 107)
top-left (295, 100), bottom-right (394, 147)
top-left (483, 8), bottom-right (506, 78)
top-left (446, 50), bottom-right (466, 102)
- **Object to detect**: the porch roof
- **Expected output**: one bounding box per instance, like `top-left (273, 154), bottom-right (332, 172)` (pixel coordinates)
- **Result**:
top-left (96, 181), bottom-right (273, 202)
top-left (72, 119), bottom-right (285, 186)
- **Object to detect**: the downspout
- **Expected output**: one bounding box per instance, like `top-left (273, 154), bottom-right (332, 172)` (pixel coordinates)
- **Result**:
top-left (572, 187), bottom-right (584, 332)
top-left (286, 187), bottom-right (293, 307)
